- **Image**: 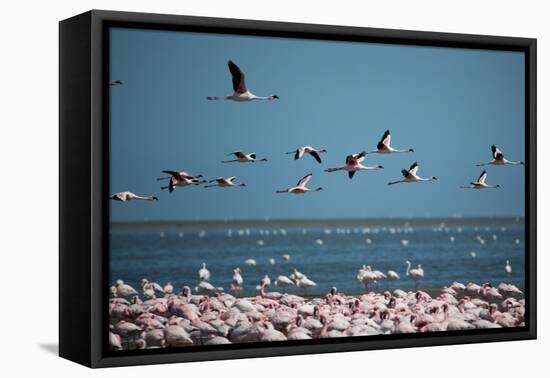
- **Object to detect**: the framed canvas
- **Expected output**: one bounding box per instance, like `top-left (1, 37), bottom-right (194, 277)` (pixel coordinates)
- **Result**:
top-left (59, 10), bottom-right (537, 368)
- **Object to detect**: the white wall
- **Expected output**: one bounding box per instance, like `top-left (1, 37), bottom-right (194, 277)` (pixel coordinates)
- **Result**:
top-left (0, 0), bottom-right (546, 376)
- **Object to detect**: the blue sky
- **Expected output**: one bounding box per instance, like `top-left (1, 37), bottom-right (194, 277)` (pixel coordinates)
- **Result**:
top-left (109, 27), bottom-right (525, 222)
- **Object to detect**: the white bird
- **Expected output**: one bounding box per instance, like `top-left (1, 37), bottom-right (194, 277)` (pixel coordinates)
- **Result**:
top-left (357, 265), bottom-right (378, 291)
top-left (405, 260), bottom-right (424, 287)
top-left (295, 276), bottom-right (317, 289)
top-left (158, 171), bottom-right (206, 192)
top-left (324, 151), bottom-right (384, 179)
top-left (505, 259), bottom-right (512, 275)
top-left (222, 151), bottom-right (268, 163)
top-left (244, 259), bottom-right (257, 266)
top-left (207, 60), bottom-right (279, 102)
top-left (231, 268), bottom-right (243, 291)
top-left (286, 146), bottom-right (327, 164)
top-left (205, 176), bottom-right (246, 188)
top-left (477, 145), bottom-right (524, 166)
top-left (282, 254), bottom-right (290, 261)
top-left (109, 192), bottom-right (158, 202)
top-left (388, 162), bottom-right (437, 185)
top-left (387, 270), bottom-right (400, 280)
top-left (366, 130), bottom-right (414, 154)
top-left (274, 275), bottom-right (294, 287)
top-left (276, 173), bottom-right (322, 194)
top-left (461, 170), bottom-right (500, 189)
top-left (198, 262), bottom-right (211, 281)
top-left (195, 281), bottom-right (216, 293)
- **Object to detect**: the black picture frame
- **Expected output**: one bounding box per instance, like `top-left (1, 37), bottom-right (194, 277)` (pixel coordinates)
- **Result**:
top-left (59, 9), bottom-right (537, 368)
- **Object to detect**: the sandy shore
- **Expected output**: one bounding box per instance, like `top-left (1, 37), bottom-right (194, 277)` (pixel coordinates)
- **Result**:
top-left (109, 281), bottom-right (525, 351)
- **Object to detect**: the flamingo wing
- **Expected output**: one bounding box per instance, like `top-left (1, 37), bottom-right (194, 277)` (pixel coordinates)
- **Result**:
top-left (408, 162), bottom-right (419, 176)
top-left (297, 173), bottom-right (313, 187)
top-left (232, 151), bottom-right (246, 158)
top-left (309, 150), bottom-right (322, 164)
top-left (228, 60), bottom-right (247, 93)
top-left (491, 145), bottom-right (504, 160)
top-left (381, 129), bottom-right (391, 147)
top-left (478, 170), bottom-right (487, 184)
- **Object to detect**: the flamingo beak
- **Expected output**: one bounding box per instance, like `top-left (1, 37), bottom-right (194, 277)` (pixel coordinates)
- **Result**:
top-left (272, 95), bottom-right (279, 99)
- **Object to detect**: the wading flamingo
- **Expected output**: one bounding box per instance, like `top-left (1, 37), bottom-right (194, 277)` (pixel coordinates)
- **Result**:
top-left (388, 162), bottom-right (437, 185)
top-left (286, 146), bottom-right (327, 164)
top-left (324, 151), bottom-right (384, 179)
top-left (405, 260), bottom-right (424, 288)
top-left (477, 145), bottom-right (524, 166)
top-left (198, 263), bottom-right (211, 281)
top-left (207, 60), bottom-right (279, 102)
top-left (276, 173), bottom-right (323, 194)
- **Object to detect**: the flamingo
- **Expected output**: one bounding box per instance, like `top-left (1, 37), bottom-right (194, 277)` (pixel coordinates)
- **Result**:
top-left (204, 177), bottom-right (246, 188)
top-left (366, 130), bottom-right (414, 154)
top-left (207, 60), bottom-right (279, 102)
top-left (505, 260), bottom-right (512, 276)
top-left (286, 146), bottom-right (327, 164)
top-left (110, 192), bottom-right (158, 202)
top-left (387, 270), bottom-right (400, 281)
top-left (274, 275), bottom-right (295, 287)
top-left (477, 145), bottom-right (524, 166)
top-left (388, 162), bottom-right (437, 185)
top-left (324, 151), bottom-right (384, 179)
top-left (405, 260), bottom-right (424, 287)
top-left (198, 262), bottom-right (211, 281)
top-left (276, 173), bottom-right (323, 194)
top-left (158, 171), bottom-right (205, 192)
top-left (222, 151), bottom-right (268, 163)
top-left (110, 80), bottom-right (123, 86)
top-left (231, 268), bottom-right (243, 291)
top-left (461, 170), bottom-right (500, 189)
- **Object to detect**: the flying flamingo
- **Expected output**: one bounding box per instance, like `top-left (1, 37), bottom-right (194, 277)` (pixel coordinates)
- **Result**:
top-left (286, 146), bottom-right (327, 164)
top-left (276, 173), bottom-right (323, 194)
top-left (204, 177), bottom-right (246, 188)
top-left (207, 60), bottom-right (279, 102)
top-left (324, 151), bottom-right (384, 179)
top-left (222, 151), bottom-right (268, 163)
top-left (158, 171), bottom-right (206, 192)
top-left (405, 260), bottom-right (424, 288)
top-left (109, 192), bottom-right (158, 202)
top-left (366, 130), bottom-right (414, 154)
top-left (477, 145), bottom-right (524, 166)
top-left (461, 170), bottom-right (500, 189)
top-left (388, 162), bottom-right (437, 185)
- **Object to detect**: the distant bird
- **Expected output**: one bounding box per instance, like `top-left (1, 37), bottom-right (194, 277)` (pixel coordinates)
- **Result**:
top-left (222, 151), bottom-right (267, 163)
top-left (244, 259), bottom-right (257, 266)
top-left (198, 262), bottom-right (211, 281)
top-left (110, 192), bottom-right (158, 202)
top-left (387, 270), bottom-right (400, 281)
top-left (477, 145), bottom-right (524, 166)
top-left (366, 130), bottom-right (414, 154)
top-left (282, 254), bottom-right (291, 261)
top-left (204, 177), bottom-right (246, 188)
top-left (110, 80), bottom-right (123, 86)
top-left (461, 170), bottom-right (500, 189)
top-left (505, 260), bottom-right (512, 275)
top-left (158, 171), bottom-right (206, 192)
top-left (207, 60), bottom-right (279, 102)
top-left (276, 173), bottom-right (323, 194)
top-left (324, 151), bottom-right (384, 179)
top-left (405, 260), bottom-right (424, 287)
top-left (231, 268), bottom-right (243, 291)
top-left (388, 162), bottom-right (437, 185)
top-left (195, 281), bottom-right (216, 294)
top-left (274, 275), bottom-right (295, 287)
top-left (286, 146), bottom-right (327, 164)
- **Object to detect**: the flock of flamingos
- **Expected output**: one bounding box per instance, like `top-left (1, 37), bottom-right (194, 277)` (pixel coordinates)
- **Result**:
top-left (109, 60), bottom-right (525, 350)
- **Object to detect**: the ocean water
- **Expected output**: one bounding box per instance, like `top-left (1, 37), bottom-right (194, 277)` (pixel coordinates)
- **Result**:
top-left (110, 221), bottom-right (525, 296)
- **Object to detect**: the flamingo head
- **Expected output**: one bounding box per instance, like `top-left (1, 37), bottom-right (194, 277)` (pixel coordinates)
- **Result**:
top-left (430, 176), bottom-right (437, 180)
top-left (271, 95), bottom-right (280, 99)
top-left (152, 196), bottom-right (159, 200)
top-left (408, 148), bottom-right (415, 152)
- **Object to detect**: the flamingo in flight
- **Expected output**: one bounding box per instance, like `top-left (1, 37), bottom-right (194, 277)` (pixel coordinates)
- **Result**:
top-left (207, 60), bottom-right (279, 102)
top-left (366, 130), bottom-right (414, 154)
top-left (204, 176), bottom-right (246, 188)
top-left (286, 146), bottom-right (327, 164)
top-left (388, 162), bottom-right (437, 185)
top-left (109, 80), bottom-right (123, 86)
top-left (477, 145), bottom-right (524, 166)
top-left (222, 151), bottom-right (268, 163)
top-left (158, 171), bottom-right (206, 193)
top-left (461, 170), bottom-right (500, 189)
top-left (109, 191), bottom-right (158, 202)
top-left (276, 173), bottom-right (323, 194)
top-left (324, 151), bottom-right (383, 179)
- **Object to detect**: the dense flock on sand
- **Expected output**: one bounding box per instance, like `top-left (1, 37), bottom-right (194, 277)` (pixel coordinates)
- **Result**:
top-left (109, 276), bottom-right (524, 350)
